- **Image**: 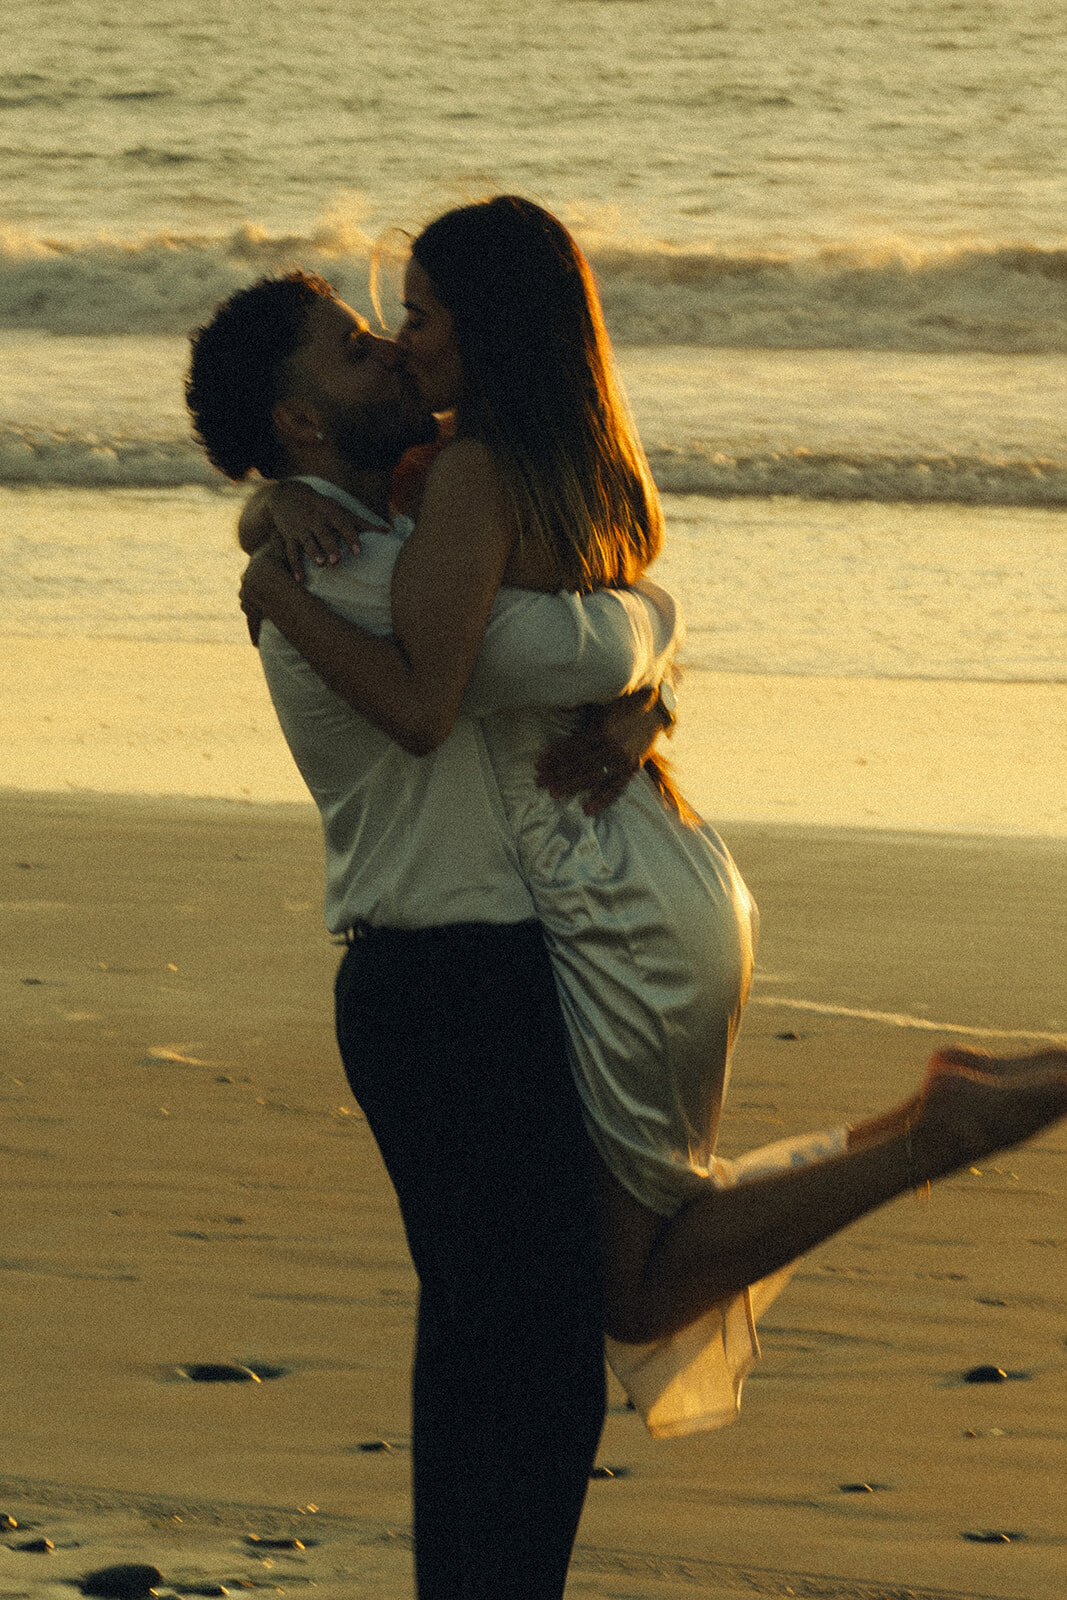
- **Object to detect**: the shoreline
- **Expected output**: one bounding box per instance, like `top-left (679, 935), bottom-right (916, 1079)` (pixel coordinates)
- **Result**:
top-left (7, 785), bottom-right (1066, 843)
top-left (3, 635), bottom-right (1065, 838)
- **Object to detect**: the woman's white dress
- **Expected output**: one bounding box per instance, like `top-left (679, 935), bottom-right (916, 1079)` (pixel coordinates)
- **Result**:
top-left (476, 705), bottom-right (847, 1438)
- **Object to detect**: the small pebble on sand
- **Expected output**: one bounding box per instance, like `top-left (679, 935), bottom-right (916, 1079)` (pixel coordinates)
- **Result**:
top-left (81, 1562), bottom-right (165, 1598)
top-left (16, 1537), bottom-right (55, 1552)
top-left (358, 1438), bottom-right (392, 1452)
top-left (962, 1530), bottom-right (1025, 1544)
top-left (178, 1363), bottom-right (261, 1383)
top-left (963, 1365), bottom-right (1008, 1383)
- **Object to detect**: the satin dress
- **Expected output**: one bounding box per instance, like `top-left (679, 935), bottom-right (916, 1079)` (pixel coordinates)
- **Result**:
top-left (272, 494), bottom-right (847, 1436)
top-left (477, 707), bottom-right (847, 1437)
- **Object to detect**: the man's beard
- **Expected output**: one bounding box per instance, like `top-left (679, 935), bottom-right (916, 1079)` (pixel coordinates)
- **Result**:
top-left (331, 398), bottom-right (437, 472)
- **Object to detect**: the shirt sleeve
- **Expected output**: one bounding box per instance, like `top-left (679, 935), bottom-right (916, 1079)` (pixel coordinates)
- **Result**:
top-left (300, 540), bottom-right (683, 714)
top-left (463, 577), bottom-right (684, 715)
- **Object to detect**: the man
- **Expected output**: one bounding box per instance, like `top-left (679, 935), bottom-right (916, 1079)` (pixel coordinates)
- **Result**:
top-left (186, 272), bottom-right (677, 1600)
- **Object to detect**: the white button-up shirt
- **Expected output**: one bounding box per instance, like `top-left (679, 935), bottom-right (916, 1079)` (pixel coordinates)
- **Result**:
top-left (257, 479), bottom-right (680, 931)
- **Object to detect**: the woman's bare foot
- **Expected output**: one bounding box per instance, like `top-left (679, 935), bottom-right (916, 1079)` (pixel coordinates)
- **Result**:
top-left (912, 1049), bottom-right (1067, 1182)
top-left (927, 1044), bottom-right (1067, 1081)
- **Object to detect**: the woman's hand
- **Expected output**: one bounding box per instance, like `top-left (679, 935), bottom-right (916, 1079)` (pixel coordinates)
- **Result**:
top-left (233, 439), bottom-right (517, 757)
top-left (237, 481), bottom-right (369, 580)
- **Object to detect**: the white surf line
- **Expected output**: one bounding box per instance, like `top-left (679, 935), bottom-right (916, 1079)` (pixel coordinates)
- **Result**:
top-left (750, 995), bottom-right (1067, 1046)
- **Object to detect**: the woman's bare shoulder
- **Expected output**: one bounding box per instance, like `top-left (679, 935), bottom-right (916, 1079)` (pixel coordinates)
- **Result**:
top-left (425, 435), bottom-right (498, 487)
top-left (419, 437), bottom-right (511, 532)
top-left (425, 440), bottom-right (561, 590)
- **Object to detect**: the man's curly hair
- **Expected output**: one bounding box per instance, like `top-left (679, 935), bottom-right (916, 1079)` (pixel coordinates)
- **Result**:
top-left (186, 270), bottom-right (337, 481)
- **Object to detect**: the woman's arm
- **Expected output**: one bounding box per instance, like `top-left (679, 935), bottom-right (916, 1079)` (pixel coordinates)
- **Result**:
top-left (239, 440), bottom-right (515, 755)
top-left (237, 481), bottom-right (365, 571)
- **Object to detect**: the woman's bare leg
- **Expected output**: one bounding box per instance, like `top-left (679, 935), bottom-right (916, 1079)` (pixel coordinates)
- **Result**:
top-left (595, 1094), bottom-right (923, 1334)
top-left (837, 1045), bottom-right (1063, 1154)
top-left (925, 1044), bottom-right (1067, 1081)
top-left (599, 1046), bottom-right (1067, 1345)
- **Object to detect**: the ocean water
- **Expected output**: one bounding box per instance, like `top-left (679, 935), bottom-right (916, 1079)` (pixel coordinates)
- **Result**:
top-left (6, 0), bottom-right (1066, 247)
top-left (3, 0), bottom-right (1065, 683)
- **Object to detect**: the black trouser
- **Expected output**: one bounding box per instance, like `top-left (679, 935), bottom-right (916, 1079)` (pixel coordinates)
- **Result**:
top-left (335, 918), bottom-right (606, 1600)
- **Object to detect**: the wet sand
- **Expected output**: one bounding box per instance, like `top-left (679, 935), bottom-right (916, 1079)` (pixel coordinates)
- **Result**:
top-left (2, 791), bottom-right (1065, 1599)
top-left (3, 634), bottom-right (1067, 838)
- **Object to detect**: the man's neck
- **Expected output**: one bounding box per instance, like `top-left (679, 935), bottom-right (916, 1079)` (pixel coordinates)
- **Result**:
top-left (290, 453), bottom-right (394, 520)
top-left (317, 462), bottom-right (393, 520)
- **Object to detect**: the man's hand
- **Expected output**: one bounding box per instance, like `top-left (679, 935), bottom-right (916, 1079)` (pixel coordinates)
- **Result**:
top-left (241, 594), bottom-right (265, 647)
top-left (239, 545), bottom-right (291, 646)
top-left (535, 686), bottom-right (668, 816)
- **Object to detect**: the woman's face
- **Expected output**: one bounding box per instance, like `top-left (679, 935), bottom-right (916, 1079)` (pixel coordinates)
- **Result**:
top-left (397, 258), bottom-right (463, 413)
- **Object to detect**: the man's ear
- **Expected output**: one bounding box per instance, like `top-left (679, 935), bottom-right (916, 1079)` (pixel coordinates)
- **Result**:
top-left (273, 398), bottom-right (324, 447)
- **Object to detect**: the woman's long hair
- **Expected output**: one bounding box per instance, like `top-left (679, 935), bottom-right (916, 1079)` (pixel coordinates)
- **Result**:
top-left (411, 196), bottom-right (663, 591)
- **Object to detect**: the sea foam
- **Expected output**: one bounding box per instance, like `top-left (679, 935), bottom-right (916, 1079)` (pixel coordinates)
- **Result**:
top-left (3, 423), bottom-right (1065, 507)
top-left (2, 224), bottom-right (1066, 354)
top-left (646, 444), bottom-right (1067, 508)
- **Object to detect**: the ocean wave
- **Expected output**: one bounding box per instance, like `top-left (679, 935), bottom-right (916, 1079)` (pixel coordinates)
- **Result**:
top-left (0, 223), bottom-right (1065, 353)
top-left (4, 424), bottom-right (1065, 507)
top-left (0, 427), bottom-right (223, 489)
top-left (646, 444), bottom-right (1067, 506)
top-left (594, 239), bottom-right (1067, 355)
top-left (0, 221), bottom-right (377, 338)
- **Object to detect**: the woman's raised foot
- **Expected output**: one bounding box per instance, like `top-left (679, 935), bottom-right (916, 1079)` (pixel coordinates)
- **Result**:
top-left (927, 1044), bottom-right (1067, 1082)
top-left (913, 1049), bottom-right (1067, 1182)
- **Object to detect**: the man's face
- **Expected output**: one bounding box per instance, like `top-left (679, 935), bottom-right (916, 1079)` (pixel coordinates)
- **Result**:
top-left (288, 295), bottom-right (436, 468)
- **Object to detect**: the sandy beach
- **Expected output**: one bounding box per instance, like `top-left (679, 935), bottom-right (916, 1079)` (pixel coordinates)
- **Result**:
top-left (3, 634), bottom-right (1067, 838)
top-left (5, 0), bottom-right (1066, 1590)
top-left (2, 496), bottom-right (1064, 1600)
top-left (2, 788), bottom-right (1065, 1600)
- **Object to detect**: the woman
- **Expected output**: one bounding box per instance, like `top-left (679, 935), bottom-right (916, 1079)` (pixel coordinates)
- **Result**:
top-left (240, 193), bottom-right (1067, 1568)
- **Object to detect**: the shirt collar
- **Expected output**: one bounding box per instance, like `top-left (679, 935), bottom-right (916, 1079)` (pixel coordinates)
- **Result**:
top-left (291, 475), bottom-right (412, 537)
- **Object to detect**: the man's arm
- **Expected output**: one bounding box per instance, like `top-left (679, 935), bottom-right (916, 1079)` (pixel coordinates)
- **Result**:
top-left (534, 684), bottom-right (691, 819)
top-left (248, 514), bottom-right (685, 798)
